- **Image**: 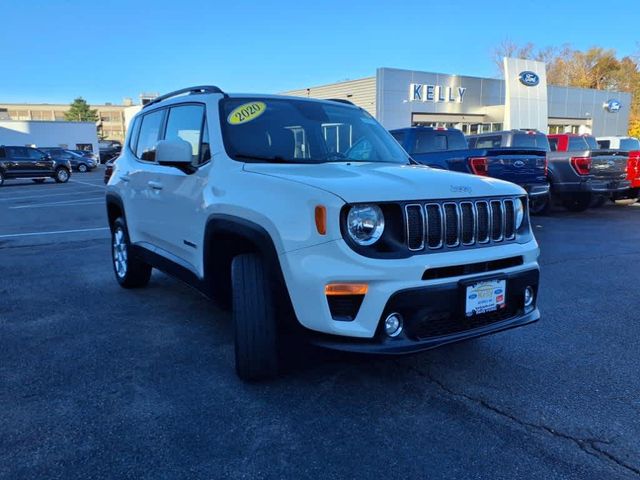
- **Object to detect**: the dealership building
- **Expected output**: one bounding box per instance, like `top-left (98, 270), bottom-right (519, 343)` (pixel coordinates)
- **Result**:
top-left (282, 58), bottom-right (631, 136)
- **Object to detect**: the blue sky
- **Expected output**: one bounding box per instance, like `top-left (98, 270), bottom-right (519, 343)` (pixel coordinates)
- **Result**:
top-left (1, 0), bottom-right (639, 105)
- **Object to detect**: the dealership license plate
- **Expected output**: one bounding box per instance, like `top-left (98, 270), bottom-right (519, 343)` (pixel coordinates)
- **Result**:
top-left (465, 279), bottom-right (506, 317)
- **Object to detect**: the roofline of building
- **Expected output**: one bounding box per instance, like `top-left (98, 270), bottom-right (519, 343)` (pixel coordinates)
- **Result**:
top-left (0, 119), bottom-right (98, 125)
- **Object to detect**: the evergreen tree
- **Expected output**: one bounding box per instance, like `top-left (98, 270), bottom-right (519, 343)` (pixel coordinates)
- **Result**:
top-left (64, 97), bottom-right (98, 122)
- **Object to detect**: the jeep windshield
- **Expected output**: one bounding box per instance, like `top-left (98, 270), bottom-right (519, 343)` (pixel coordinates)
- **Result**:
top-left (220, 97), bottom-right (410, 164)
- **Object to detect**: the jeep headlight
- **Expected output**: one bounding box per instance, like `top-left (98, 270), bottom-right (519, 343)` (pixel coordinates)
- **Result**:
top-left (347, 204), bottom-right (385, 246)
top-left (515, 198), bottom-right (525, 229)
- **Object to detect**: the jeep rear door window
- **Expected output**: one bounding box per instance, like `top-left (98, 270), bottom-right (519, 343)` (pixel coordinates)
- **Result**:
top-left (164, 104), bottom-right (205, 165)
top-left (512, 133), bottom-right (550, 151)
top-left (220, 98), bottom-right (409, 164)
top-left (135, 109), bottom-right (165, 162)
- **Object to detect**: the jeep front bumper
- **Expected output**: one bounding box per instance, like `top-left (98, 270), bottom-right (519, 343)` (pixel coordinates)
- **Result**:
top-left (279, 238), bottom-right (540, 346)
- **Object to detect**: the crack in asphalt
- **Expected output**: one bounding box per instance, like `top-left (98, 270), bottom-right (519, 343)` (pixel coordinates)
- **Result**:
top-left (399, 362), bottom-right (640, 477)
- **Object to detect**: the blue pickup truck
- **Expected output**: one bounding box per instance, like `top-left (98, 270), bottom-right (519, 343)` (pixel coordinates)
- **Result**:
top-left (390, 127), bottom-right (550, 213)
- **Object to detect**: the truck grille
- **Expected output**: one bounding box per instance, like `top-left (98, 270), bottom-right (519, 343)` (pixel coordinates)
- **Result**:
top-left (404, 198), bottom-right (518, 252)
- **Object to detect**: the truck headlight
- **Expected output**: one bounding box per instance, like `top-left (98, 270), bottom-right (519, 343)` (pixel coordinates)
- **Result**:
top-left (347, 204), bottom-right (385, 246)
top-left (515, 198), bottom-right (525, 229)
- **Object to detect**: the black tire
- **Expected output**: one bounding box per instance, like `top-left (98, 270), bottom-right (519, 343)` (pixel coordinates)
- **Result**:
top-left (32, 178), bottom-right (46, 184)
top-left (78, 164), bottom-right (88, 173)
top-left (54, 167), bottom-right (70, 183)
top-left (529, 194), bottom-right (551, 215)
top-left (562, 193), bottom-right (591, 212)
top-left (590, 195), bottom-right (607, 208)
top-left (231, 253), bottom-right (278, 381)
top-left (111, 217), bottom-right (152, 288)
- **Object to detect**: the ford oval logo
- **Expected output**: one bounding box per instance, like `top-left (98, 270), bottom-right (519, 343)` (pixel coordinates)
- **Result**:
top-left (604, 99), bottom-right (621, 113)
top-left (514, 160), bottom-right (525, 168)
top-left (519, 71), bottom-right (540, 87)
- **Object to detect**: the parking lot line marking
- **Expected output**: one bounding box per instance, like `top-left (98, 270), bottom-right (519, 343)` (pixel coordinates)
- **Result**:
top-left (0, 227), bottom-right (109, 239)
top-left (0, 190), bottom-right (104, 202)
top-left (9, 200), bottom-right (104, 209)
top-left (70, 180), bottom-right (106, 189)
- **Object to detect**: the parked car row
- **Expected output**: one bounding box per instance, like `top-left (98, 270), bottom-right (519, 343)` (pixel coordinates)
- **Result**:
top-left (390, 127), bottom-right (639, 214)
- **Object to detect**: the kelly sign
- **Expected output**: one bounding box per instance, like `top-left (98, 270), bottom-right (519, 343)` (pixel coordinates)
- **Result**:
top-left (409, 83), bottom-right (466, 103)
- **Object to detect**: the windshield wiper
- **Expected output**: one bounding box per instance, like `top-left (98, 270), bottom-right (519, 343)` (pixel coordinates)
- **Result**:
top-left (407, 157), bottom-right (421, 165)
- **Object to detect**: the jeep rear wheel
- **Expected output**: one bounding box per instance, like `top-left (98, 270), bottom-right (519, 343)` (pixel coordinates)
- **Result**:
top-left (54, 167), bottom-right (70, 183)
top-left (231, 253), bottom-right (278, 381)
top-left (78, 164), bottom-right (88, 173)
top-left (112, 217), bottom-right (152, 288)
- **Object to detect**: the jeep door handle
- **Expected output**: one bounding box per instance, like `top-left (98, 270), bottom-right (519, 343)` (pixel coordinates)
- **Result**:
top-left (148, 181), bottom-right (163, 190)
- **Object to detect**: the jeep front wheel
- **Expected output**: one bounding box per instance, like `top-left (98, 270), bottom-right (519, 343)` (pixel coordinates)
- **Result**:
top-left (111, 217), bottom-right (152, 288)
top-left (231, 253), bottom-right (278, 381)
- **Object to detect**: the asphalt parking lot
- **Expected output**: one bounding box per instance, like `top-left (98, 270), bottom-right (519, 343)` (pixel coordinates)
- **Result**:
top-left (1, 169), bottom-right (639, 479)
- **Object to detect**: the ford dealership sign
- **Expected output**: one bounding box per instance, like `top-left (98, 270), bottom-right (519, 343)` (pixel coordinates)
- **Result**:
top-left (604, 99), bottom-right (622, 113)
top-left (518, 71), bottom-right (540, 87)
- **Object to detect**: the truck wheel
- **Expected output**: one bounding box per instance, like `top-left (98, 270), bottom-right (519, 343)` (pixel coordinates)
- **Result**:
top-left (231, 253), bottom-right (278, 381)
top-left (529, 194), bottom-right (551, 215)
top-left (562, 194), bottom-right (591, 212)
top-left (78, 164), bottom-right (88, 173)
top-left (54, 167), bottom-right (70, 183)
top-left (590, 195), bottom-right (607, 208)
top-left (111, 217), bottom-right (152, 288)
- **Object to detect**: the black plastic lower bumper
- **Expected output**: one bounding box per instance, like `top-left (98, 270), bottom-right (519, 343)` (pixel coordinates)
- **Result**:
top-left (310, 269), bottom-right (540, 354)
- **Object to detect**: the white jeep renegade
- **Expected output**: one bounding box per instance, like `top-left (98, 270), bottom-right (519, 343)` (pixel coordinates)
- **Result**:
top-left (106, 86), bottom-right (540, 380)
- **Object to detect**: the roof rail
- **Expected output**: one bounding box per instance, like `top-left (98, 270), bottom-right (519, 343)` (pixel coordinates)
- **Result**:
top-left (143, 85), bottom-right (226, 109)
top-left (328, 98), bottom-right (355, 106)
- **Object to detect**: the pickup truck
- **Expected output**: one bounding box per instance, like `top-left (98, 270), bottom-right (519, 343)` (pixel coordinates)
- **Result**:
top-left (390, 127), bottom-right (550, 214)
top-left (597, 136), bottom-right (640, 201)
top-left (547, 134), bottom-right (630, 211)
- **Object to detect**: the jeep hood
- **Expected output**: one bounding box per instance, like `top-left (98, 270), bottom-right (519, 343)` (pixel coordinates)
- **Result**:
top-left (243, 162), bottom-right (524, 203)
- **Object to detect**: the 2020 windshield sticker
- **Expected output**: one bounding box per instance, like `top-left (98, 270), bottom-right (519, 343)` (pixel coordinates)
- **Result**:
top-left (227, 102), bottom-right (266, 125)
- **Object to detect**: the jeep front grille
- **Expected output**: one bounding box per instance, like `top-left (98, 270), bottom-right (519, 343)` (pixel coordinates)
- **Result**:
top-left (404, 198), bottom-right (518, 252)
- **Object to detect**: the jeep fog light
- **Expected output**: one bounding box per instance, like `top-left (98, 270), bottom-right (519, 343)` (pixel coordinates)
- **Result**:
top-left (384, 313), bottom-right (403, 338)
top-left (347, 204), bottom-right (385, 246)
top-left (524, 286), bottom-right (534, 308)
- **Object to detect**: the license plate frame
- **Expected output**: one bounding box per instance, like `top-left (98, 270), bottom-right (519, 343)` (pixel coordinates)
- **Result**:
top-left (461, 276), bottom-right (507, 318)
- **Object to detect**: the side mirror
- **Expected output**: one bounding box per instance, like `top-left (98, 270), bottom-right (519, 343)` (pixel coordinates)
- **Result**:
top-left (156, 139), bottom-right (193, 167)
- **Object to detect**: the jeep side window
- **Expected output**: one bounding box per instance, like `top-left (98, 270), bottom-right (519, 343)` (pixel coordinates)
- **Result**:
top-left (597, 140), bottom-right (610, 149)
top-left (135, 109), bottom-right (165, 162)
top-left (164, 104), bottom-right (206, 166)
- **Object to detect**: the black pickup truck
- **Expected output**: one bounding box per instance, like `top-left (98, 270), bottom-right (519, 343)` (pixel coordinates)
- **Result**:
top-left (390, 127), bottom-right (550, 213)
